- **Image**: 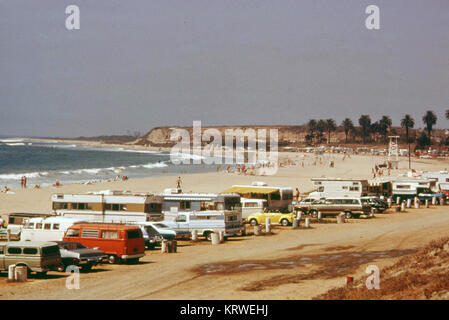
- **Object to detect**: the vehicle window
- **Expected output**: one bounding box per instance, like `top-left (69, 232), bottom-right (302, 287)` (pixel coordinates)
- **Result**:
top-left (154, 223), bottom-right (168, 228)
top-left (72, 203), bottom-right (93, 210)
top-left (127, 230), bottom-right (142, 239)
top-left (7, 247), bottom-right (22, 255)
top-left (53, 202), bottom-right (68, 210)
top-left (0, 247), bottom-right (4, 254)
top-left (65, 228), bottom-right (79, 237)
top-left (24, 222), bottom-right (34, 229)
top-left (44, 223), bottom-right (51, 230)
top-left (35, 223), bottom-right (43, 229)
top-left (23, 248), bottom-right (38, 255)
top-left (53, 224), bottom-right (60, 230)
top-left (102, 230), bottom-right (118, 239)
top-left (271, 193), bottom-right (281, 201)
top-left (42, 246), bottom-right (59, 255)
top-left (334, 199), bottom-right (343, 204)
top-left (176, 215), bottom-right (186, 222)
top-left (81, 229), bottom-right (100, 239)
top-left (180, 201), bottom-right (191, 210)
top-left (227, 215), bottom-right (237, 222)
top-left (105, 204), bottom-right (126, 211)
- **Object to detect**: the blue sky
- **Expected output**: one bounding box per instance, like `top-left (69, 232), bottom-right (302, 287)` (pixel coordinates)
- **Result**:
top-left (1, 0), bottom-right (448, 137)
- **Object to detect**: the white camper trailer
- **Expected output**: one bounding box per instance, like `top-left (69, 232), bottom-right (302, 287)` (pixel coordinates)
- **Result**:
top-left (51, 191), bottom-right (164, 223)
top-left (308, 178), bottom-right (369, 200)
top-left (20, 217), bottom-right (88, 241)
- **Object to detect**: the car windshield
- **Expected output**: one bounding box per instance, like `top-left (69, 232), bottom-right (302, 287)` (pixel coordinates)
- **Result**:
top-left (153, 223), bottom-right (169, 229)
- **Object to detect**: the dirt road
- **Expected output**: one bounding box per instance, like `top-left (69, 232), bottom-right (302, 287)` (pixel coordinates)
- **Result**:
top-left (1, 205), bottom-right (448, 300)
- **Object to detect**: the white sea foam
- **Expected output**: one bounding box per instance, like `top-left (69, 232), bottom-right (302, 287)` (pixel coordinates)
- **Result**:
top-left (0, 171), bottom-right (49, 180)
top-left (5, 143), bottom-right (25, 146)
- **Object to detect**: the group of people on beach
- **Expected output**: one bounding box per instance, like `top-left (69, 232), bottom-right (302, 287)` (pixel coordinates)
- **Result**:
top-left (372, 164), bottom-right (391, 178)
top-left (20, 176), bottom-right (27, 188)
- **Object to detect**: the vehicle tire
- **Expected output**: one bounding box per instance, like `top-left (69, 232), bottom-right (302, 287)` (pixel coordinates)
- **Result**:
top-left (81, 264), bottom-right (92, 272)
top-left (310, 210), bottom-right (318, 218)
top-left (204, 232), bottom-right (212, 241)
top-left (36, 271), bottom-right (47, 278)
top-left (249, 219), bottom-right (258, 226)
top-left (280, 218), bottom-right (289, 226)
top-left (127, 258), bottom-right (139, 264)
top-left (354, 214), bottom-right (361, 219)
top-left (344, 211), bottom-right (353, 219)
top-left (108, 255), bottom-right (118, 264)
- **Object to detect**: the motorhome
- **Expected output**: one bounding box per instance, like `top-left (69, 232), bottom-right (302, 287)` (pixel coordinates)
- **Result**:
top-left (392, 178), bottom-right (442, 201)
top-left (421, 171), bottom-right (449, 196)
top-left (160, 192), bottom-right (242, 240)
top-left (162, 210), bottom-right (242, 241)
top-left (308, 178), bottom-right (369, 200)
top-left (222, 182), bottom-right (293, 212)
top-left (20, 217), bottom-right (89, 241)
top-left (51, 191), bottom-right (164, 223)
top-left (160, 190), bottom-right (241, 220)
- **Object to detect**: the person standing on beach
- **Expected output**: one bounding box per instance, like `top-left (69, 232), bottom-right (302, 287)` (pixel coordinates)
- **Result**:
top-left (294, 188), bottom-right (300, 201)
top-left (20, 176), bottom-right (24, 188)
top-left (23, 176), bottom-right (27, 188)
top-left (176, 176), bottom-right (182, 189)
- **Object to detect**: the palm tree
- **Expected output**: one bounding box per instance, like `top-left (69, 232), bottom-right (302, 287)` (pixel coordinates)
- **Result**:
top-left (307, 119), bottom-right (317, 144)
top-left (370, 121), bottom-right (381, 143)
top-left (379, 115), bottom-right (392, 142)
top-left (359, 115), bottom-right (371, 144)
top-left (341, 118), bottom-right (354, 143)
top-left (401, 114), bottom-right (415, 169)
top-left (422, 110), bottom-right (437, 142)
top-left (316, 119), bottom-right (327, 144)
top-left (325, 119), bottom-right (337, 144)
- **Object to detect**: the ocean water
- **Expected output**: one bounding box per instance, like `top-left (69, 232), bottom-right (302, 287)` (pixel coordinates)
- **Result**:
top-left (0, 138), bottom-right (216, 189)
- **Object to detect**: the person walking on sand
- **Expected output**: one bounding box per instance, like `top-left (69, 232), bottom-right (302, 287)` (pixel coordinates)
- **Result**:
top-left (23, 176), bottom-right (27, 188)
top-left (20, 176), bottom-right (23, 188)
top-left (176, 176), bottom-right (182, 189)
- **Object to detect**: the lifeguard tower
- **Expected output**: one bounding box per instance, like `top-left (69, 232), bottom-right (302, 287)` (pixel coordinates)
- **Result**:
top-left (388, 136), bottom-right (400, 169)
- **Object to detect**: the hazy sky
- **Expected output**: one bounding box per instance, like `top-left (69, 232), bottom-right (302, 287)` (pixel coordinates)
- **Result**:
top-left (1, 0), bottom-right (448, 137)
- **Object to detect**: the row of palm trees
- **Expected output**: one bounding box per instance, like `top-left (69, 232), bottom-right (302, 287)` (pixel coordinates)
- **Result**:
top-left (305, 110), bottom-right (448, 146)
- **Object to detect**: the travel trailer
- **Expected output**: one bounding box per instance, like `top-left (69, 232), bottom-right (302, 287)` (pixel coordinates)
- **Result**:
top-left (222, 182), bottom-right (293, 212)
top-left (51, 191), bottom-right (164, 223)
top-left (20, 217), bottom-right (89, 242)
top-left (308, 178), bottom-right (369, 200)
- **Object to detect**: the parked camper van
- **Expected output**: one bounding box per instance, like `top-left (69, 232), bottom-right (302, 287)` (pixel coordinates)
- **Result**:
top-left (0, 212), bottom-right (52, 240)
top-left (308, 178), bottom-right (368, 200)
top-left (20, 217), bottom-right (89, 242)
top-left (0, 241), bottom-right (62, 276)
top-left (63, 223), bottom-right (145, 264)
top-left (51, 191), bottom-right (164, 223)
top-left (222, 183), bottom-right (293, 212)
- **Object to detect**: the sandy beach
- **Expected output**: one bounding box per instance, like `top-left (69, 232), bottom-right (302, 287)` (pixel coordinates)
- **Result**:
top-left (1, 153), bottom-right (448, 299)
